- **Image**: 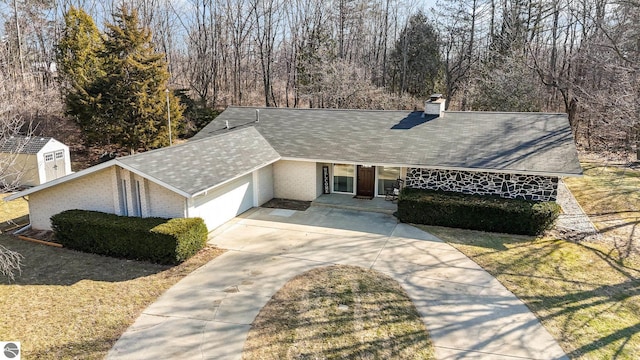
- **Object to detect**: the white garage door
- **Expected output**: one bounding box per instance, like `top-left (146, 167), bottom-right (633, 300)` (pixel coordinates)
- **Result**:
top-left (192, 174), bottom-right (254, 231)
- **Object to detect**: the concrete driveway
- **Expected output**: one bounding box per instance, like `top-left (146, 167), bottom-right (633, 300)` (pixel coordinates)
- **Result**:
top-left (107, 206), bottom-right (567, 360)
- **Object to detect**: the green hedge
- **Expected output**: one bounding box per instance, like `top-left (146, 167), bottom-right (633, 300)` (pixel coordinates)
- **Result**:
top-left (397, 188), bottom-right (561, 235)
top-left (51, 210), bottom-right (208, 264)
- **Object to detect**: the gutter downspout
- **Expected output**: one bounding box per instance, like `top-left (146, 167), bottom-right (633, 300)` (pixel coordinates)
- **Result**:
top-left (8, 195), bottom-right (31, 235)
top-left (13, 223), bottom-right (31, 235)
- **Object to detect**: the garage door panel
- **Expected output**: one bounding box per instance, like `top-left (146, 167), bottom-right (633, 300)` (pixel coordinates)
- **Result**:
top-left (192, 175), bottom-right (254, 231)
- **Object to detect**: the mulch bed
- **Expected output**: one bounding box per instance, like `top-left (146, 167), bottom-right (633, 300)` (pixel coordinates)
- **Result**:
top-left (20, 228), bottom-right (56, 242)
top-left (14, 228), bottom-right (60, 247)
top-left (261, 198), bottom-right (311, 211)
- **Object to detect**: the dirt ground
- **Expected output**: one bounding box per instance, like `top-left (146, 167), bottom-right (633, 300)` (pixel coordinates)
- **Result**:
top-left (261, 198), bottom-right (311, 211)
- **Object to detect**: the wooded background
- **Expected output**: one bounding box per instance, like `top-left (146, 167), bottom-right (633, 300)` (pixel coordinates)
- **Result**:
top-left (0, 0), bottom-right (638, 157)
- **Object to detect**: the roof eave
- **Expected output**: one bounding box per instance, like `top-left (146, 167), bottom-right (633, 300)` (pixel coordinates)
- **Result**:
top-left (4, 159), bottom-right (118, 201)
top-left (189, 156), bottom-right (281, 198)
top-left (278, 156), bottom-right (582, 177)
top-left (404, 164), bottom-right (583, 178)
top-left (114, 160), bottom-right (192, 198)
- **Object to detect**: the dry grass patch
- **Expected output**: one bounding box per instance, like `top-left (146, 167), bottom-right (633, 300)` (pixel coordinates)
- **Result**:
top-left (0, 235), bottom-right (223, 359)
top-left (243, 265), bottom-right (435, 360)
top-left (419, 225), bottom-right (640, 360)
top-left (0, 195), bottom-right (28, 232)
top-left (564, 162), bottom-right (640, 257)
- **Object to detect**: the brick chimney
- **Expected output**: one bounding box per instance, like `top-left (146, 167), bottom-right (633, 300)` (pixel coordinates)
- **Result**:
top-left (424, 94), bottom-right (446, 117)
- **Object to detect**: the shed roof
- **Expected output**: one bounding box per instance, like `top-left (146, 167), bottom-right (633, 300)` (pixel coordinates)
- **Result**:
top-left (0, 135), bottom-right (53, 154)
top-left (193, 107), bottom-right (583, 176)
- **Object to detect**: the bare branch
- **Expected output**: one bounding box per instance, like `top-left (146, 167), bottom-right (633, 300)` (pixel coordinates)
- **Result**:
top-left (0, 244), bottom-right (23, 282)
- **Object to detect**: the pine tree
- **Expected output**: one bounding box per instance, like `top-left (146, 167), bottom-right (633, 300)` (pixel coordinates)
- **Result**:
top-left (56, 7), bottom-right (106, 146)
top-left (56, 6), bottom-right (182, 153)
top-left (389, 12), bottom-right (441, 98)
top-left (98, 6), bottom-right (182, 153)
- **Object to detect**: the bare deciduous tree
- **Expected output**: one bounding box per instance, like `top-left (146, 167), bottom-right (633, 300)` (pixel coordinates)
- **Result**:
top-left (0, 0), bottom-right (639, 155)
top-left (0, 93), bottom-right (33, 191)
top-left (0, 78), bottom-right (33, 281)
top-left (0, 244), bottom-right (22, 282)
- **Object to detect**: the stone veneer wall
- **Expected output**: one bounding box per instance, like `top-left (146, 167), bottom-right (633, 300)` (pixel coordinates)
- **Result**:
top-left (405, 168), bottom-right (558, 201)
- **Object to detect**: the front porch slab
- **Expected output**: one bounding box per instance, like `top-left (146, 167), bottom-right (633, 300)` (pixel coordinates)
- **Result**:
top-left (311, 193), bottom-right (397, 214)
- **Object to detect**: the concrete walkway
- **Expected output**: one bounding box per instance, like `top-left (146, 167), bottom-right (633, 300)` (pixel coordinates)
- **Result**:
top-left (555, 180), bottom-right (599, 238)
top-left (107, 207), bottom-right (567, 360)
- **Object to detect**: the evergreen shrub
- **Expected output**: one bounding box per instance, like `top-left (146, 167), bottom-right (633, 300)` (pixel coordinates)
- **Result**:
top-left (51, 210), bottom-right (208, 264)
top-left (397, 188), bottom-right (560, 235)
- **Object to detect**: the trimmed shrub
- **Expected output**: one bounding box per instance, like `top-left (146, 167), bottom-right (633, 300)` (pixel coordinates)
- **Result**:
top-left (397, 188), bottom-right (560, 235)
top-left (51, 210), bottom-right (208, 264)
top-left (151, 218), bottom-right (208, 263)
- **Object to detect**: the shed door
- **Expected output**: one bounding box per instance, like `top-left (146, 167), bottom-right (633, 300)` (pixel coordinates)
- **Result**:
top-left (192, 174), bottom-right (254, 231)
top-left (44, 150), bottom-right (65, 182)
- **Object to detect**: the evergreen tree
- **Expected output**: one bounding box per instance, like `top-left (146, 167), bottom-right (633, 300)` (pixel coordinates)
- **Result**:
top-left (56, 7), bottom-right (106, 145)
top-left (389, 12), bottom-right (441, 98)
top-left (469, 55), bottom-right (542, 112)
top-left (98, 7), bottom-right (182, 153)
top-left (56, 6), bottom-right (182, 152)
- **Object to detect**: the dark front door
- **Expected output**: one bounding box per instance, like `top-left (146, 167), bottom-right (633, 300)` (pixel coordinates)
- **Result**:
top-left (357, 166), bottom-right (375, 197)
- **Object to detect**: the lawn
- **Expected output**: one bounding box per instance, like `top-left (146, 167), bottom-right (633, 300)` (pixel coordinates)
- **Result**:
top-left (564, 162), bottom-right (640, 258)
top-left (243, 265), bottom-right (435, 359)
top-left (0, 194), bottom-right (29, 232)
top-left (418, 160), bottom-right (640, 359)
top-left (0, 235), bottom-right (222, 359)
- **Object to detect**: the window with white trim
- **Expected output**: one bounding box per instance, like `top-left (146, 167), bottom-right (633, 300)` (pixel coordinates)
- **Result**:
top-left (121, 179), bottom-right (129, 216)
top-left (44, 153), bottom-right (54, 162)
top-left (134, 180), bottom-right (143, 216)
top-left (333, 164), bottom-right (354, 193)
top-left (55, 150), bottom-right (64, 159)
top-left (377, 167), bottom-right (401, 196)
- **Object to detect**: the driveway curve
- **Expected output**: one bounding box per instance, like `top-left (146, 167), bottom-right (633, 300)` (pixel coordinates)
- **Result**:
top-left (107, 207), bottom-right (567, 360)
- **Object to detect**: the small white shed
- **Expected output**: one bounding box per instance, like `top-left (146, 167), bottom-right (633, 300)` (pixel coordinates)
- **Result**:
top-left (0, 135), bottom-right (72, 188)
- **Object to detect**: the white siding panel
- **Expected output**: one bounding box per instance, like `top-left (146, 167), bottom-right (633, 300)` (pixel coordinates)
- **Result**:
top-left (29, 167), bottom-right (116, 230)
top-left (273, 160), bottom-right (318, 201)
top-left (255, 165), bottom-right (274, 206)
top-left (191, 174), bottom-right (254, 231)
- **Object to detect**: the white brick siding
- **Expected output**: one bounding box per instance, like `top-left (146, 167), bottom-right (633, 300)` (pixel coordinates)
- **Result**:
top-left (273, 160), bottom-right (319, 201)
top-left (26, 162), bottom-right (278, 232)
top-left (146, 180), bottom-right (185, 218)
top-left (29, 167), bottom-right (117, 230)
top-left (28, 165), bottom-right (189, 231)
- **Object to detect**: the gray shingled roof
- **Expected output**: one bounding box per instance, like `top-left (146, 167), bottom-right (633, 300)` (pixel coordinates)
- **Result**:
top-left (5, 106), bottom-right (582, 203)
top-left (119, 127), bottom-right (280, 195)
top-left (193, 107), bottom-right (582, 176)
top-left (0, 135), bottom-right (52, 154)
